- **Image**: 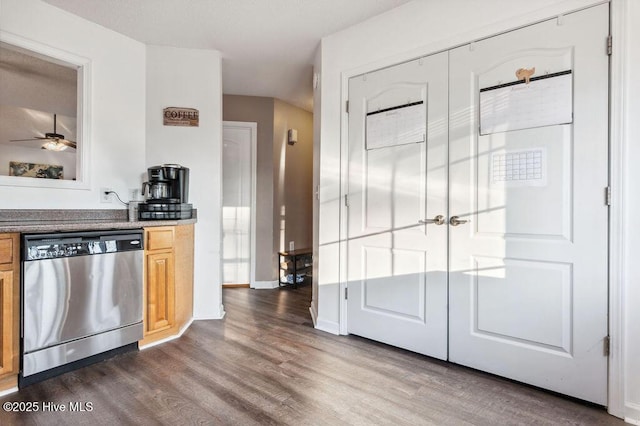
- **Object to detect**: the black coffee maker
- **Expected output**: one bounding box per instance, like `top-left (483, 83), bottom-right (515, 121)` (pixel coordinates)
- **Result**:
top-left (138, 164), bottom-right (193, 220)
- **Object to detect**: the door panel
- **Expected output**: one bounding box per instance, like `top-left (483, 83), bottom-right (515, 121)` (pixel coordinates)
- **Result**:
top-left (476, 127), bottom-right (571, 239)
top-left (0, 269), bottom-right (16, 377)
top-left (361, 245), bottom-right (426, 320)
top-left (473, 256), bottom-right (572, 351)
top-left (347, 53), bottom-right (449, 360)
top-left (146, 252), bottom-right (174, 334)
top-left (363, 142), bottom-right (427, 231)
top-left (448, 4), bottom-right (608, 404)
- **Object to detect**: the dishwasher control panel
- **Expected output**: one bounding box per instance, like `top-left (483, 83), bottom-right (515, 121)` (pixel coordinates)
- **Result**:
top-left (23, 229), bottom-right (143, 261)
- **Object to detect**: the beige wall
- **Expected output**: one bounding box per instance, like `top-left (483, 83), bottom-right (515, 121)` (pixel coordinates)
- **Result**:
top-left (222, 95), bottom-right (313, 284)
top-left (273, 99), bottom-right (313, 253)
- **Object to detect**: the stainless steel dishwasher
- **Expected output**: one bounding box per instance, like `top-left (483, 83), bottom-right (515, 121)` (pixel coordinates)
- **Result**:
top-left (21, 230), bottom-right (143, 381)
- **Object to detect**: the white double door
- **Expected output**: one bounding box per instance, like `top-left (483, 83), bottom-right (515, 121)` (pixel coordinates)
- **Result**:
top-left (346, 5), bottom-right (609, 404)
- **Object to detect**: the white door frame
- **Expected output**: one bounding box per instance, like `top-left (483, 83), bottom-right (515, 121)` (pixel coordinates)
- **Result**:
top-left (337, 0), bottom-right (627, 418)
top-left (607, 0), bottom-right (628, 419)
top-left (222, 121), bottom-right (258, 287)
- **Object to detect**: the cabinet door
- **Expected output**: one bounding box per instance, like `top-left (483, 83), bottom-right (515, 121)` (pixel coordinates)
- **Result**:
top-left (145, 252), bottom-right (175, 334)
top-left (0, 268), bottom-right (16, 377)
top-left (146, 227), bottom-right (174, 251)
top-left (0, 237), bottom-right (14, 265)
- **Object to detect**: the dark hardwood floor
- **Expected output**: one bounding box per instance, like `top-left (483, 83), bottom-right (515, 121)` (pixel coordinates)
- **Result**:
top-left (1, 284), bottom-right (623, 425)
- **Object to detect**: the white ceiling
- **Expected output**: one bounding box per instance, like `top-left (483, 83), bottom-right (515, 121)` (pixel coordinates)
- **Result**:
top-left (0, 42), bottom-right (77, 86)
top-left (42, 0), bottom-right (412, 111)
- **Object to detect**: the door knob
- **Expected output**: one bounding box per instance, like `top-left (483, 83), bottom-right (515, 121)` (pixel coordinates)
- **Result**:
top-left (418, 215), bottom-right (445, 226)
top-left (449, 216), bottom-right (468, 226)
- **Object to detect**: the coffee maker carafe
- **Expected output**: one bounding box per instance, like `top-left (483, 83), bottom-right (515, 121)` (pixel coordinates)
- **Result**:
top-left (142, 181), bottom-right (170, 200)
top-left (138, 164), bottom-right (193, 220)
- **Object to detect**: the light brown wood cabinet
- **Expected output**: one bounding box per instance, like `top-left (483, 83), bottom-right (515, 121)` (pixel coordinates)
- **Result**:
top-left (0, 233), bottom-right (19, 392)
top-left (140, 225), bottom-right (194, 347)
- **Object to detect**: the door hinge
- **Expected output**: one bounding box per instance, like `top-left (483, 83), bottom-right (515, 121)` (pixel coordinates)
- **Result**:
top-left (345, 287), bottom-right (348, 300)
top-left (604, 335), bottom-right (610, 356)
top-left (315, 185), bottom-right (320, 201)
top-left (346, 100), bottom-right (349, 114)
top-left (607, 34), bottom-right (612, 56)
top-left (344, 194), bottom-right (349, 207)
top-left (606, 186), bottom-right (612, 206)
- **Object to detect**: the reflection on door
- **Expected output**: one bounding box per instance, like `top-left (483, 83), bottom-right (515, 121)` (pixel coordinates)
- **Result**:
top-left (222, 123), bottom-right (254, 285)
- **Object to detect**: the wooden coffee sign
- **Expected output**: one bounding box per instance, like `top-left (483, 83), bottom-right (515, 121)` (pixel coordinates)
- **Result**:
top-left (163, 107), bottom-right (199, 127)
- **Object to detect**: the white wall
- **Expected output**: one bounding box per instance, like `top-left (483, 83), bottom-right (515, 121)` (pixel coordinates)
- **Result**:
top-left (0, 0), bottom-right (146, 207)
top-left (146, 45), bottom-right (223, 319)
top-left (316, 0), bottom-right (639, 421)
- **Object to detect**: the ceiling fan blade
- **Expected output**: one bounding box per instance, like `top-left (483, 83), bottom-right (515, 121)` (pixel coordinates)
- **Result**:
top-left (59, 139), bottom-right (77, 149)
top-left (9, 115), bottom-right (76, 148)
top-left (9, 137), bottom-right (47, 142)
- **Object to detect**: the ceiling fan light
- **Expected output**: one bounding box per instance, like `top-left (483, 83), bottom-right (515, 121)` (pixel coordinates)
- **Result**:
top-left (42, 140), bottom-right (68, 151)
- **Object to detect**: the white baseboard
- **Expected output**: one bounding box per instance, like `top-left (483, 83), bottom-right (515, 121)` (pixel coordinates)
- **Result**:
top-left (626, 402), bottom-right (640, 425)
top-left (139, 317), bottom-right (194, 350)
top-left (0, 386), bottom-right (18, 397)
top-left (309, 304), bottom-right (318, 327)
top-left (252, 280), bottom-right (279, 289)
top-left (315, 317), bottom-right (340, 335)
top-left (216, 303), bottom-right (225, 319)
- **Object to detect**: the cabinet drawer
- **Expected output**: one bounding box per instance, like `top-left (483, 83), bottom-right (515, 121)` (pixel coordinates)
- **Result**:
top-left (146, 228), bottom-right (174, 251)
top-left (0, 238), bottom-right (14, 265)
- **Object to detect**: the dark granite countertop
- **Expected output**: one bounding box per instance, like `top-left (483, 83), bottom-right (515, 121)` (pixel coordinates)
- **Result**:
top-left (0, 209), bottom-right (197, 233)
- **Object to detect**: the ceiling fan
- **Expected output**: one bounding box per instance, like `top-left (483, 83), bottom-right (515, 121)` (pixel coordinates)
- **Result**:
top-left (10, 114), bottom-right (77, 151)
